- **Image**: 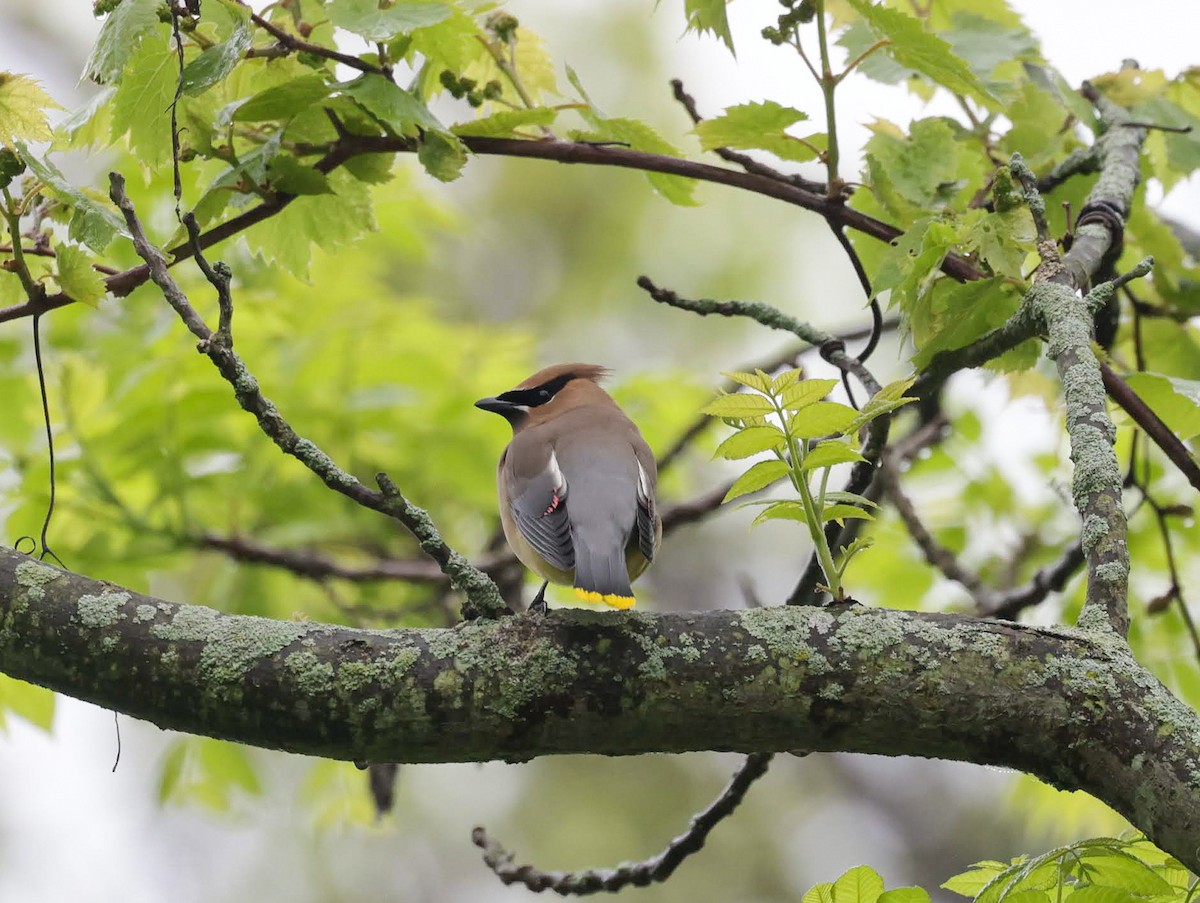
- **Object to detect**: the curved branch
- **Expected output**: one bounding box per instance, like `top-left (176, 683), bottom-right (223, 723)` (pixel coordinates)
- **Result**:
top-left (3, 546), bottom-right (1200, 873)
top-left (473, 753), bottom-right (773, 894)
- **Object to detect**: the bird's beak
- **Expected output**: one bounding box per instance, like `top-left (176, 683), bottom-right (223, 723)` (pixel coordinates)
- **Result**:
top-left (474, 396), bottom-right (510, 415)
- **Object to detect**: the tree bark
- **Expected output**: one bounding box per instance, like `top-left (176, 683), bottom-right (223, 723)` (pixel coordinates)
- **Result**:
top-left (2, 546), bottom-right (1199, 870)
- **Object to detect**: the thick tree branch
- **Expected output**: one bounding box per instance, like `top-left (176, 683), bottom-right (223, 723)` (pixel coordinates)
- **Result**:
top-left (3, 547), bottom-right (1200, 872)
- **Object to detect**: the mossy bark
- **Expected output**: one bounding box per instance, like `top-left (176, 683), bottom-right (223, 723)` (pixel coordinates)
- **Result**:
top-left (2, 546), bottom-right (1200, 870)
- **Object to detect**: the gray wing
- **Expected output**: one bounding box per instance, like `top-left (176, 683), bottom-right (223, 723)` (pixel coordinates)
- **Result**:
top-left (633, 442), bottom-right (659, 562)
top-left (506, 449), bottom-right (575, 572)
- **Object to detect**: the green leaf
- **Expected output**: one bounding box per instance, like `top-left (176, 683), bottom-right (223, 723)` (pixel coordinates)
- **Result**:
top-left (788, 401), bottom-right (859, 438)
top-left (417, 130), bottom-right (467, 182)
top-left (943, 12), bottom-right (1040, 83)
top-left (963, 207), bottom-right (1036, 279)
top-left (18, 144), bottom-right (128, 252)
top-left (1061, 889), bottom-right (1141, 903)
top-left (452, 108), bottom-right (557, 138)
top-left (266, 155), bottom-right (333, 196)
top-left (569, 66), bottom-right (696, 205)
top-left (866, 118), bottom-right (963, 212)
top-left (833, 865), bottom-right (885, 903)
top-left (1081, 851), bottom-right (1175, 896)
top-left (0, 72), bottom-right (61, 144)
top-left (701, 393), bottom-right (776, 418)
top-left (83, 0), bottom-right (160, 84)
top-left (822, 504), bottom-right (875, 524)
top-left (846, 0), bottom-right (995, 105)
top-left (910, 277), bottom-right (1021, 369)
top-left (695, 101), bottom-right (824, 163)
top-left (751, 499), bottom-right (810, 527)
top-left (342, 73), bottom-right (441, 134)
top-left (714, 424), bottom-right (787, 459)
top-left (823, 491), bottom-right (879, 509)
top-left (54, 244), bottom-right (107, 307)
top-left (723, 369), bottom-right (772, 392)
top-left (0, 674), bottom-right (55, 732)
top-left (801, 441), bottom-right (867, 471)
top-left (109, 32), bottom-right (176, 168)
top-left (942, 863), bottom-right (1010, 898)
top-left (724, 459), bottom-right (790, 502)
top-left (235, 75), bottom-right (332, 122)
top-left (682, 0), bottom-right (734, 53)
top-left (872, 216), bottom-right (959, 312)
top-left (329, 0), bottom-right (452, 41)
top-left (771, 368), bottom-right (802, 393)
top-left (780, 378), bottom-right (839, 410)
top-left (803, 884), bottom-right (836, 903)
top-left (871, 376), bottom-right (917, 403)
top-left (182, 17), bottom-right (253, 97)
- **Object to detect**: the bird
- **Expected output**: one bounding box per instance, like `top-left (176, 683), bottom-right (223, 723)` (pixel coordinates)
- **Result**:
top-left (475, 363), bottom-right (661, 611)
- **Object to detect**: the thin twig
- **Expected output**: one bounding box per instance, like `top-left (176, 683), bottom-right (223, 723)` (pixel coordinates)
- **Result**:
top-left (107, 172), bottom-right (508, 620)
top-left (473, 753), bottom-right (773, 895)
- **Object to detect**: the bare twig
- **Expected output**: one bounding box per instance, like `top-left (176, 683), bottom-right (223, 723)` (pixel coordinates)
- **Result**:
top-left (473, 753), bottom-right (773, 894)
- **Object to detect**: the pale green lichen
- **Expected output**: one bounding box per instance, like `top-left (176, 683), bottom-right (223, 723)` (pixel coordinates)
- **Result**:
top-left (1082, 515), bottom-right (1107, 553)
top-left (1094, 562), bottom-right (1126, 583)
top-left (77, 591), bottom-right (130, 628)
top-left (134, 604), bottom-right (158, 623)
top-left (14, 560), bottom-right (61, 601)
top-left (284, 650), bottom-right (335, 698)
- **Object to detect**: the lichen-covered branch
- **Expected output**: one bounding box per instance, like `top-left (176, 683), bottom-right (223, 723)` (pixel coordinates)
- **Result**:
top-left (2, 547), bottom-right (1200, 870)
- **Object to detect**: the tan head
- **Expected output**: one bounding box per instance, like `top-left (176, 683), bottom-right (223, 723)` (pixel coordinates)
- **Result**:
top-left (475, 363), bottom-right (615, 432)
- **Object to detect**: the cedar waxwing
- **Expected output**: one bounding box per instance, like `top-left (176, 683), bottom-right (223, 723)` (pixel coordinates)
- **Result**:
top-left (475, 363), bottom-right (661, 610)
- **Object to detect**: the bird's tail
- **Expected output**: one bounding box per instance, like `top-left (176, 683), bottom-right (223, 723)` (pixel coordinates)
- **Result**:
top-left (573, 542), bottom-right (635, 610)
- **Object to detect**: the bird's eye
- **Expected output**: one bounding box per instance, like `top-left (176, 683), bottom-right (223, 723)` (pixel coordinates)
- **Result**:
top-left (538, 388), bottom-right (551, 400)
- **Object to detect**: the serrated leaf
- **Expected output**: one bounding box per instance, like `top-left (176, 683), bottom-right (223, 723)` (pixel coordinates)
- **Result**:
top-left (751, 499), bottom-right (810, 527)
top-left (714, 424), bottom-right (787, 459)
top-left (182, 17), bottom-right (253, 97)
top-left (780, 378), bottom-right (839, 410)
top-left (771, 368), bottom-right (802, 393)
top-left (701, 393), bottom-right (776, 418)
top-left (804, 884), bottom-right (836, 903)
top-left (452, 107), bottom-right (557, 137)
top-left (694, 101), bottom-right (823, 163)
top-left (54, 244), bottom-right (107, 307)
top-left (943, 864), bottom-right (1009, 898)
top-left (724, 459), bottom-right (790, 502)
top-left (822, 504), bottom-right (875, 524)
top-left (788, 401), bottom-right (859, 438)
top-left (801, 441), bottom-right (866, 471)
top-left (236, 75), bottom-right (332, 122)
top-left (0, 72), bottom-right (61, 144)
top-left (834, 865), bottom-right (885, 903)
top-left (267, 155), bottom-right (332, 195)
top-left (722, 370), bottom-right (771, 392)
top-left (83, 0), bottom-right (160, 84)
top-left (866, 118), bottom-right (963, 212)
top-left (847, 0), bottom-right (995, 105)
top-left (1080, 852), bottom-right (1174, 896)
top-left (342, 73), bottom-right (440, 134)
top-left (109, 32), bottom-right (176, 168)
top-left (683, 0), bottom-right (734, 53)
top-left (910, 277), bottom-right (1021, 369)
top-left (56, 85), bottom-right (116, 148)
top-left (329, 0), bottom-right (452, 41)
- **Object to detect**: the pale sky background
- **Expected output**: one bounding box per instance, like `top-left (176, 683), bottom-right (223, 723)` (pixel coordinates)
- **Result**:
top-left (0, 2), bottom-right (1197, 902)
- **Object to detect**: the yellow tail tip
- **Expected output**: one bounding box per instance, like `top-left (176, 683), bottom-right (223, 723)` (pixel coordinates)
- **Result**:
top-left (574, 588), bottom-right (636, 610)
